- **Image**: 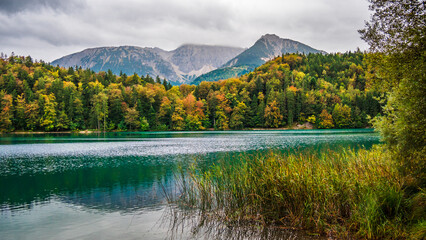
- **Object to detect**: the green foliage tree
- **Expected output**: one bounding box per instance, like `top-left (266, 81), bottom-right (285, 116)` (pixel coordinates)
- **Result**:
top-left (247, 93), bottom-right (258, 127)
top-left (147, 105), bottom-right (157, 129)
top-left (215, 107), bottom-right (229, 130)
top-left (185, 114), bottom-right (202, 130)
top-left (92, 92), bottom-right (108, 131)
top-left (39, 94), bottom-right (57, 131)
top-left (140, 117), bottom-right (149, 131)
top-left (55, 110), bottom-right (70, 130)
top-left (107, 85), bottom-right (124, 126)
top-left (72, 97), bottom-right (84, 130)
top-left (332, 103), bottom-right (351, 128)
top-left (360, 0), bottom-right (425, 188)
top-left (230, 101), bottom-right (247, 129)
top-left (351, 107), bottom-right (366, 128)
top-left (25, 100), bottom-right (39, 131)
top-left (285, 87), bottom-right (296, 126)
top-left (158, 96), bottom-right (172, 127)
top-left (256, 92), bottom-right (265, 127)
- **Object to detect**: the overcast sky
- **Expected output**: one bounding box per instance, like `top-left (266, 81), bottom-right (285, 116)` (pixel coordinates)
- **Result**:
top-left (0, 0), bottom-right (371, 62)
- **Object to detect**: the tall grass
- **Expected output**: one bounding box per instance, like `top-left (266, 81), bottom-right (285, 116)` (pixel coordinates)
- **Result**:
top-left (173, 146), bottom-right (425, 239)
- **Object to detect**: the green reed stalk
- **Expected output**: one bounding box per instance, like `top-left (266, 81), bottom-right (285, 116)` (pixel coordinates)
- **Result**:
top-left (175, 146), bottom-right (425, 239)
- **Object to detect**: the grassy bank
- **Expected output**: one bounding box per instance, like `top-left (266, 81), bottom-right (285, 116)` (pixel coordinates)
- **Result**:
top-left (174, 147), bottom-right (425, 239)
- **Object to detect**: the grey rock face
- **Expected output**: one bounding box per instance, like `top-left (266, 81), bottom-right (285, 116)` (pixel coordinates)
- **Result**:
top-left (192, 34), bottom-right (325, 84)
top-left (52, 45), bottom-right (244, 85)
top-left (223, 34), bottom-right (325, 68)
top-left (52, 34), bottom-right (324, 85)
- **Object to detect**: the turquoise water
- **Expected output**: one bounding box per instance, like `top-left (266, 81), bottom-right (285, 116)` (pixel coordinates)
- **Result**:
top-left (0, 130), bottom-right (379, 239)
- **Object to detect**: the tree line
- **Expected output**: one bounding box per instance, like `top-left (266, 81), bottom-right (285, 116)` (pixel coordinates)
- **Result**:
top-left (0, 51), bottom-right (382, 132)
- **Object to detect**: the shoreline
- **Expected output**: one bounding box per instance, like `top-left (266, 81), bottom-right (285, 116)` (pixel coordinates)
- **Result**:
top-left (1, 122), bottom-right (374, 135)
top-left (2, 130), bottom-right (104, 134)
top-left (1, 127), bottom-right (374, 135)
top-left (0, 122), bottom-right (319, 134)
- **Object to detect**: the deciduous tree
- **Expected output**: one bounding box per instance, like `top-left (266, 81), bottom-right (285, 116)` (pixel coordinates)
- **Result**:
top-left (124, 106), bottom-right (140, 130)
top-left (264, 100), bottom-right (283, 128)
top-left (230, 101), bottom-right (247, 129)
top-left (332, 103), bottom-right (351, 128)
top-left (360, 0), bottom-right (425, 187)
top-left (318, 109), bottom-right (334, 129)
top-left (0, 91), bottom-right (13, 132)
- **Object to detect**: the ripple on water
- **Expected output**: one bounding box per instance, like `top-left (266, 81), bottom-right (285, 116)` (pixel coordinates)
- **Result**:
top-left (0, 130), bottom-right (379, 239)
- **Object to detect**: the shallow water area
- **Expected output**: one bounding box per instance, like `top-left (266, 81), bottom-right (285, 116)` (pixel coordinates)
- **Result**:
top-left (0, 130), bottom-right (379, 239)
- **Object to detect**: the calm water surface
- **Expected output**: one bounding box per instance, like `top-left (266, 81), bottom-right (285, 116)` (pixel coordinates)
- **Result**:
top-left (0, 130), bottom-right (379, 239)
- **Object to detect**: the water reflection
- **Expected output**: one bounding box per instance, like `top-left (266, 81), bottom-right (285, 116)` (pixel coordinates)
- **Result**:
top-left (0, 155), bottom-right (178, 211)
top-left (0, 130), bottom-right (379, 239)
top-left (163, 206), bottom-right (325, 240)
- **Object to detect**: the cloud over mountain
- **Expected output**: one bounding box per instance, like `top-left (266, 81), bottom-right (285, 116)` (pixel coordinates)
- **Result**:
top-left (0, 0), bottom-right (370, 62)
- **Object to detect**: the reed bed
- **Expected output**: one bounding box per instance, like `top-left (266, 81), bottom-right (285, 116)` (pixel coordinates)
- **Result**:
top-left (173, 146), bottom-right (425, 239)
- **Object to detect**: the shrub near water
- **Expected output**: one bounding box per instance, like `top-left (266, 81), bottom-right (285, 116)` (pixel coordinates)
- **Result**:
top-left (177, 147), bottom-right (419, 239)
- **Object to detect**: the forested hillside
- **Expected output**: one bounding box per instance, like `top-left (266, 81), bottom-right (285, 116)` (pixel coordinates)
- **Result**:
top-left (0, 51), bottom-right (381, 132)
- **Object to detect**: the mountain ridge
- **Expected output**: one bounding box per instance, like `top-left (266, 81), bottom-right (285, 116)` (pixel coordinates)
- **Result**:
top-left (52, 44), bottom-right (245, 85)
top-left (192, 34), bottom-right (325, 84)
top-left (226, 34), bottom-right (326, 66)
top-left (52, 34), bottom-right (325, 85)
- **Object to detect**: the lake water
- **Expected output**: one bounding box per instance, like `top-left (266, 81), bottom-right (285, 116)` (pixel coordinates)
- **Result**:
top-left (0, 130), bottom-right (380, 239)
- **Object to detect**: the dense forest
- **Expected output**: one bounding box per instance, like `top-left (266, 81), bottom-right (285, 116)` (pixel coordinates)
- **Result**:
top-left (0, 51), bottom-right (381, 132)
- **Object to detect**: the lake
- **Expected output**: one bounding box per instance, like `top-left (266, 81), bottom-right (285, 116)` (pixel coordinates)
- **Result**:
top-left (0, 130), bottom-right (379, 239)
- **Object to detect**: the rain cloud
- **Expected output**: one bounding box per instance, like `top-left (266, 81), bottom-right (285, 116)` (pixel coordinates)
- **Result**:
top-left (0, 0), bottom-right (371, 62)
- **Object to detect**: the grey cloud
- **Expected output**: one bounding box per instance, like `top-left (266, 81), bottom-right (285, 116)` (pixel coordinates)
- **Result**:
top-left (0, 0), bottom-right (372, 61)
top-left (0, 10), bottom-right (100, 47)
top-left (83, 0), bottom-right (234, 32)
top-left (0, 0), bottom-right (84, 14)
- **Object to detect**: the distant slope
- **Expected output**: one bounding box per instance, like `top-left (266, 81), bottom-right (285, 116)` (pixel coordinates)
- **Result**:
top-left (191, 66), bottom-right (251, 85)
top-left (52, 46), bottom-right (176, 80)
top-left (192, 34), bottom-right (325, 84)
top-left (166, 44), bottom-right (246, 83)
top-left (52, 45), bottom-right (244, 85)
top-left (223, 34), bottom-right (325, 68)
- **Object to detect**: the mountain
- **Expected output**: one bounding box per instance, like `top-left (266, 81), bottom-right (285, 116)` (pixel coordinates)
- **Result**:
top-left (52, 34), bottom-right (324, 85)
top-left (166, 44), bottom-right (246, 83)
top-left (192, 34), bottom-right (325, 84)
top-left (51, 45), bottom-right (245, 85)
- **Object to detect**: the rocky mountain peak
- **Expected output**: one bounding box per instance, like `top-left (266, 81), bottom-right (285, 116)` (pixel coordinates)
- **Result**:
top-left (193, 34), bottom-right (325, 84)
top-left (260, 33), bottom-right (281, 41)
top-left (52, 44), bottom-right (244, 85)
top-left (52, 34), bottom-right (325, 85)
